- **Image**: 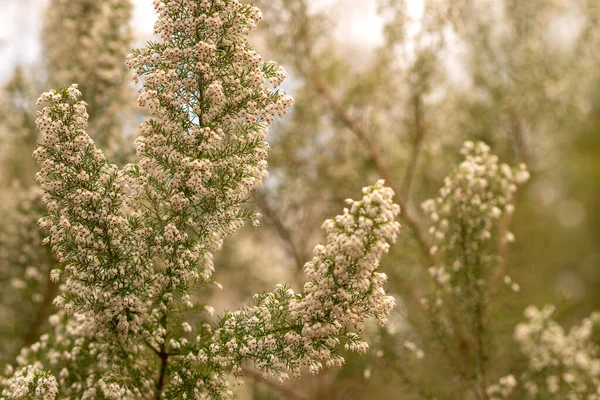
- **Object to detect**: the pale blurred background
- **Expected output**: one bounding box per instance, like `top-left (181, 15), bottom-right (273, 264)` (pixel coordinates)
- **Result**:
top-left (0, 0), bottom-right (402, 83)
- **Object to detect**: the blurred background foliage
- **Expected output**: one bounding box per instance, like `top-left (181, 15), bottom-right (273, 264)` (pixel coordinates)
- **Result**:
top-left (0, 0), bottom-right (598, 399)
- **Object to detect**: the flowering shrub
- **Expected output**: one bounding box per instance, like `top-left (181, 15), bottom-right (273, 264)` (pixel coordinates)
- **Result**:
top-left (0, 1), bottom-right (401, 398)
top-left (1, 0), bottom-right (597, 399)
top-left (399, 141), bottom-right (531, 398)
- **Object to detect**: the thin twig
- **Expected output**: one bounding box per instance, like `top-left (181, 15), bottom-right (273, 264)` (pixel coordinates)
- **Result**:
top-left (242, 367), bottom-right (309, 400)
top-left (255, 192), bottom-right (305, 273)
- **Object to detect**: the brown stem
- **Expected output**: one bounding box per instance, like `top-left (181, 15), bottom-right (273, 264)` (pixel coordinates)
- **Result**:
top-left (475, 298), bottom-right (489, 400)
top-left (255, 192), bottom-right (305, 273)
top-left (155, 346), bottom-right (169, 400)
top-left (242, 367), bottom-right (309, 400)
top-left (155, 312), bottom-right (169, 400)
top-left (311, 71), bottom-right (436, 267)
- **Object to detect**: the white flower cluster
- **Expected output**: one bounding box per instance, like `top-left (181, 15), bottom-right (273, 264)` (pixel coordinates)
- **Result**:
top-left (422, 141), bottom-right (530, 291)
top-left (403, 341), bottom-right (425, 360)
top-left (198, 181), bottom-right (400, 384)
top-left (486, 374), bottom-right (517, 399)
top-left (2, 311), bottom-right (152, 399)
top-left (514, 305), bottom-right (600, 399)
top-left (296, 181), bottom-right (399, 328)
top-left (124, 0), bottom-right (294, 304)
top-left (44, 0), bottom-right (134, 158)
top-left (1, 364), bottom-right (58, 400)
top-left (34, 85), bottom-right (148, 342)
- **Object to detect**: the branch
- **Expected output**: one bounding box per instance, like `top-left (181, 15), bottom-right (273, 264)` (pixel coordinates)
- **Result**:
top-left (255, 192), bottom-right (305, 273)
top-left (310, 70), bottom-right (436, 267)
top-left (155, 344), bottom-right (169, 400)
top-left (242, 367), bottom-right (309, 400)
